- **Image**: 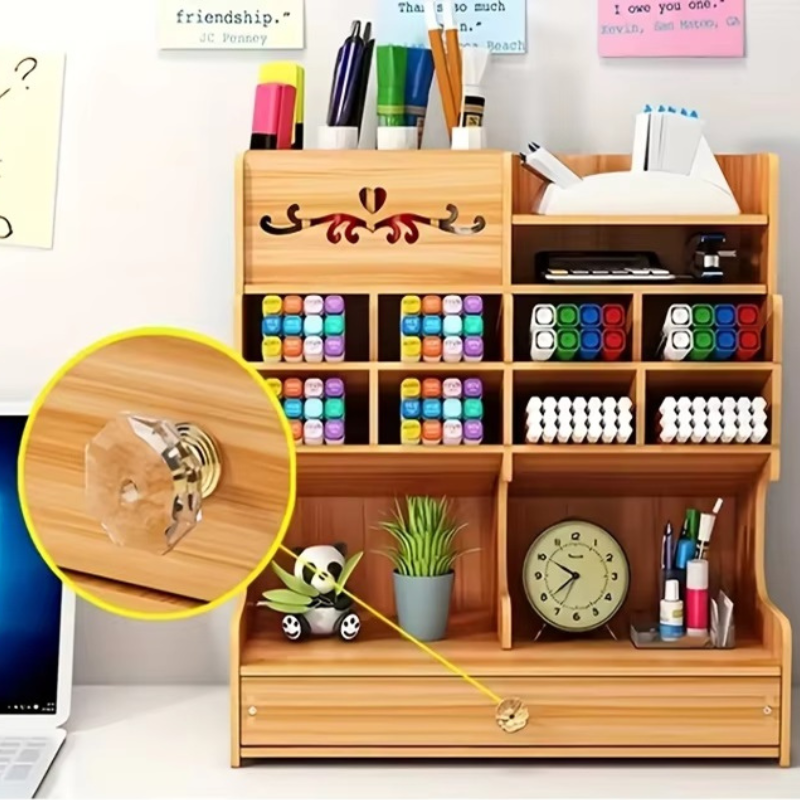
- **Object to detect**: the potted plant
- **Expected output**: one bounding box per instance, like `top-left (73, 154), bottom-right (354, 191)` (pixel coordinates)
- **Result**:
top-left (378, 496), bottom-right (474, 642)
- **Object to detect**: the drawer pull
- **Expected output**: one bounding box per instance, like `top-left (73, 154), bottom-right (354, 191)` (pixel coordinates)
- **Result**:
top-left (248, 706), bottom-right (258, 717)
top-left (763, 706), bottom-right (773, 716)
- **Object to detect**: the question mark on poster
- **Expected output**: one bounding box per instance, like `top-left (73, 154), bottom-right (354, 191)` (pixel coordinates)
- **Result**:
top-left (15, 57), bottom-right (38, 88)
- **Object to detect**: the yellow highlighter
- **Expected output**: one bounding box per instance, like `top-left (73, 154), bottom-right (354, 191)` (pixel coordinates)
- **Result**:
top-left (264, 377), bottom-right (283, 399)
top-left (401, 419), bottom-right (422, 446)
top-left (258, 63), bottom-right (305, 149)
top-left (401, 378), bottom-right (422, 400)
top-left (262, 336), bottom-right (282, 364)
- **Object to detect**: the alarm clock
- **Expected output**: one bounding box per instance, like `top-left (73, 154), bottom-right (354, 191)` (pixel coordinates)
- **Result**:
top-left (522, 520), bottom-right (630, 633)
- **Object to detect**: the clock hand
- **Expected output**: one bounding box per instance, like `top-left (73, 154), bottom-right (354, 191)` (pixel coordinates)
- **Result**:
top-left (552, 561), bottom-right (578, 579)
top-left (552, 575), bottom-right (575, 596)
top-left (562, 574), bottom-right (579, 607)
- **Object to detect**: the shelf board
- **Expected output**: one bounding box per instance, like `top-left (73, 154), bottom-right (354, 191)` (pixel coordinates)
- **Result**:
top-left (514, 362), bottom-right (635, 372)
top-left (378, 362), bottom-right (504, 373)
top-left (250, 362), bottom-right (371, 373)
top-left (240, 627), bottom-right (778, 679)
top-left (512, 214), bottom-right (768, 227)
top-left (511, 284), bottom-right (768, 296)
top-left (243, 285), bottom-right (505, 296)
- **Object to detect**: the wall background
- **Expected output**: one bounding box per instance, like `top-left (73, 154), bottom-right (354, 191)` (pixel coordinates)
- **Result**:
top-left (1, 0), bottom-right (798, 683)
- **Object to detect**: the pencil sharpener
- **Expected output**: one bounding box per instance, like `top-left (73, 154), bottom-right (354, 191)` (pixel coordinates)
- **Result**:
top-left (85, 413), bottom-right (222, 555)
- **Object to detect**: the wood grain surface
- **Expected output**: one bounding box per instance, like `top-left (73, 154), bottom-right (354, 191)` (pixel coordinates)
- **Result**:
top-left (23, 333), bottom-right (293, 613)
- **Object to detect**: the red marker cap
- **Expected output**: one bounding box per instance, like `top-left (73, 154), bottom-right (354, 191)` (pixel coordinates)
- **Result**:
top-left (602, 329), bottom-right (626, 361)
top-left (602, 304), bottom-right (626, 329)
top-left (277, 84), bottom-right (297, 150)
top-left (736, 329), bottom-right (761, 361)
top-left (737, 304), bottom-right (761, 328)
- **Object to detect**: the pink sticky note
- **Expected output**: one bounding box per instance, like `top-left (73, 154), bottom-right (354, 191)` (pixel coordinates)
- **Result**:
top-left (599, 0), bottom-right (745, 58)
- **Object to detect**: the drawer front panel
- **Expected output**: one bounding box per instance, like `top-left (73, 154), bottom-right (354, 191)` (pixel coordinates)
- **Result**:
top-left (241, 677), bottom-right (780, 748)
top-left (242, 151), bottom-right (505, 289)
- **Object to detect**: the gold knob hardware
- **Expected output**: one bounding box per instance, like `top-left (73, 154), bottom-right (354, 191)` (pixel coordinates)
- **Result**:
top-left (85, 413), bottom-right (222, 555)
top-left (248, 706), bottom-right (257, 717)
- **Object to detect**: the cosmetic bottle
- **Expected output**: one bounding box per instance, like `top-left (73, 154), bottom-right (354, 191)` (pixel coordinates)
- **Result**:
top-left (660, 579), bottom-right (685, 641)
top-left (686, 559), bottom-right (709, 637)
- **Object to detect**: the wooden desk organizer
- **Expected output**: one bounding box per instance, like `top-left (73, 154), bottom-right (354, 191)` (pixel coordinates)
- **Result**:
top-left (231, 151), bottom-right (790, 765)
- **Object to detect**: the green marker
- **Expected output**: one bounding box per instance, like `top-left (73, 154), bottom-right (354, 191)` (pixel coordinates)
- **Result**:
top-left (464, 315), bottom-right (484, 337)
top-left (556, 329), bottom-right (580, 361)
top-left (324, 315), bottom-right (345, 337)
top-left (556, 304), bottom-right (580, 329)
top-left (376, 45), bottom-right (408, 126)
top-left (690, 329), bottom-right (715, 361)
top-left (685, 509), bottom-right (700, 542)
top-left (692, 304), bottom-right (715, 328)
top-left (324, 397), bottom-right (345, 421)
top-left (463, 398), bottom-right (484, 420)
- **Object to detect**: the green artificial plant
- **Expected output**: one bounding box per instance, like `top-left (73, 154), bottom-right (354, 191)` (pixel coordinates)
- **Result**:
top-left (378, 496), bottom-right (475, 578)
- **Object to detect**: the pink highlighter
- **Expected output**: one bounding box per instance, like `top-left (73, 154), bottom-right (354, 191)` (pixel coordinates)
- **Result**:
top-left (252, 84), bottom-right (296, 151)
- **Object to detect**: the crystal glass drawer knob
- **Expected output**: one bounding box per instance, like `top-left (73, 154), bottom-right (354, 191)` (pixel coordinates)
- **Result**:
top-left (85, 413), bottom-right (222, 554)
top-left (248, 706), bottom-right (257, 717)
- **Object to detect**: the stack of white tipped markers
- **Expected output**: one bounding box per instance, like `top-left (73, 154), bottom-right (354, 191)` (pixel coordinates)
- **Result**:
top-left (657, 396), bottom-right (769, 444)
top-left (526, 396), bottom-right (634, 445)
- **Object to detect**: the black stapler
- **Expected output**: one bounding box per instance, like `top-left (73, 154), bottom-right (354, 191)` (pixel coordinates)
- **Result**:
top-left (689, 233), bottom-right (737, 282)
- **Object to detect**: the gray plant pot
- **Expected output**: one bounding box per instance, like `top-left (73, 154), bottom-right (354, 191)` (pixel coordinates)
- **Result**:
top-left (393, 572), bottom-right (455, 642)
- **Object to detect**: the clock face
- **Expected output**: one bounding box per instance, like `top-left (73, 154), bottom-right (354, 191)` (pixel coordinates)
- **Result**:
top-left (522, 520), bottom-right (630, 633)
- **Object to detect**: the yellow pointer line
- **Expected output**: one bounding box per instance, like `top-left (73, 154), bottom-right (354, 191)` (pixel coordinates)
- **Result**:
top-left (278, 544), bottom-right (502, 705)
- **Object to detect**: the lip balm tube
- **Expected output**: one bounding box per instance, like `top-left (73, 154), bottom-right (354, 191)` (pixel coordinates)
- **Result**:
top-left (692, 304), bottom-right (715, 329)
top-left (401, 419), bottom-right (422, 445)
top-left (556, 304), bottom-right (580, 329)
top-left (290, 419), bottom-right (303, 445)
top-left (442, 295), bottom-right (463, 316)
top-left (556, 329), bottom-right (580, 361)
top-left (557, 424), bottom-right (572, 444)
top-left (324, 295), bottom-right (345, 316)
top-left (686, 559), bottom-right (709, 637)
top-left (463, 295), bottom-right (483, 316)
top-left (714, 329), bottom-right (737, 361)
top-left (736, 329), bottom-right (761, 361)
top-left (304, 336), bottom-right (324, 363)
top-left (736, 422), bottom-right (754, 443)
top-left (526, 422), bottom-right (543, 444)
top-left (401, 378), bottom-right (421, 399)
top-left (706, 422), bottom-right (722, 444)
top-left (422, 336), bottom-right (443, 363)
top-left (304, 315), bottom-right (323, 338)
top-left (531, 329), bottom-right (556, 362)
top-left (463, 378), bottom-right (483, 399)
top-left (737, 304), bottom-right (760, 328)
top-left (304, 295), bottom-right (324, 316)
top-left (324, 420), bottom-right (345, 446)
top-left (402, 295), bottom-right (422, 317)
top-left (443, 419), bottom-right (463, 446)
top-left (463, 420), bottom-right (484, 445)
top-left (691, 422), bottom-right (708, 444)
top-left (262, 316), bottom-right (283, 337)
top-left (572, 423), bottom-right (588, 444)
top-left (617, 423), bottom-right (633, 444)
top-left (721, 423), bottom-right (737, 443)
top-left (324, 315), bottom-right (345, 337)
top-left (443, 336), bottom-right (463, 363)
top-left (304, 397), bottom-right (324, 420)
top-left (580, 329), bottom-right (602, 361)
top-left (463, 337), bottom-right (484, 362)
top-left (602, 304), bottom-right (626, 329)
top-left (579, 303), bottom-right (602, 330)
top-left (676, 424), bottom-right (692, 444)
top-left (690, 330), bottom-right (715, 361)
top-left (443, 315), bottom-right (463, 337)
top-left (714, 304), bottom-right (737, 329)
top-left (283, 337), bottom-right (303, 363)
top-left (262, 336), bottom-right (282, 363)
top-left (262, 295), bottom-right (283, 317)
top-left (443, 378), bottom-right (463, 399)
top-left (303, 378), bottom-right (324, 399)
top-left (659, 422), bottom-right (677, 444)
top-left (402, 336), bottom-right (422, 363)
top-left (282, 315), bottom-right (303, 338)
top-left (422, 378), bottom-right (442, 399)
top-left (422, 420), bottom-right (443, 446)
top-left (443, 398), bottom-right (462, 420)
top-left (324, 336), bottom-right (345, 363)
top-left (324, 397), bottom-right (345, 421)
top-left (463, 315), bottom-right (484, 337)
top-left (531, 304), bottom-right (557, 330)
top-left (663, 304), bottom-right (692, 332)
top-left (602, 329), bottom-right (626, 362)
top-left (422, 315), bottom-right (443, 338)
top-left (464, 398), bottom-right (484, 420)
top-left (751, 423), bottom-right (769, 444)
top-left (422, 398), bottom-right (442, 420)
top-left (283, 295), bottom-right (303, 316)
top-left (663, 329), bottom-right (693, 362)
top-left (587, 424), bottom-right (603, 444)
top-left (543, 423), bottom-right (558, 444)
top-left (422, 295), bottom-right (442, 316)
top-left (401, 398), bottom-right (421, 420)
top-left (283, 398), bottom-right (303, 420)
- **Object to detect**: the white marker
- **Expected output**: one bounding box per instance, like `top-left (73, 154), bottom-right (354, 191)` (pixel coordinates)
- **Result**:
top-left (617, 423), bottom-right (633, 444)
top-left (572, 423), bottom-right (588, 444)
top-left (587, 424), bottom-right (603, 444)
top-left (588, 397), bottom-right (602, 414)
top-left (663, 304), bottom-right (692, 332)
top-left (676, 424), bottom-right (693, 444)
top-left (530, 304), bottom-right (557, 330)
top-left (722, 397), bottom-right (737, 413)
top-left (707, 397), bottom-right (722, 414)
top-left (677, 397), bottom-right (692, 414)
top-left (659, 422), bottom-right (678, 444)
top-left (706, 422), bottom-right (722, 444)
top-left (558, 397), bottom-right (572, 414)
top-left (543, 423), bottom-right (558, 444)
top-left (526, 422), bottom-right (543, 444)
top-left (751, 423), bottom-right (769, 444)
top-left (601, 423), bottom-right (617, 444)
top-left (736, 422), bottom-right (753, 444)
top-left (543, 397), bottom-right (558, 413)
top-left (721, 423), bottom-right (737, 443)
top-left (531, 329), bottom-right (556, 362)
top-left (602, 397), bottom-right (617, 414)
top-left (526, 396), bottom-right (543, 415)
top-left (557, 424), bottom-right (572, 444)
top-left (691, 422), bottom-right (708, 444)
top-left (752, 410), bottom-right (768, 427)
top-left (737, 397), bottom-right (752, 414)
top-left (617, 397), bottom-right (633, 415)
top-left (752, 397), bottom-right (768, 414)
top-left (573, 397), bottom-right (588, 414)
top-left (659, 397), bottom-right (677, 416)
top-left (663, 329), bottom-right (692, 362)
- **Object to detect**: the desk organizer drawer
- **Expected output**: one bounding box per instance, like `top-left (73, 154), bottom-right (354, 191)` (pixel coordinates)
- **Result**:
top-left (241, 151), bottom-right (505, 290)
top-left (240, 676), bottom-right (780, 748)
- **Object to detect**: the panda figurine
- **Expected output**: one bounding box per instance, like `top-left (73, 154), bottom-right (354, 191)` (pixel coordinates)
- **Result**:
top-left (280, 543), bottom-right (361, 643)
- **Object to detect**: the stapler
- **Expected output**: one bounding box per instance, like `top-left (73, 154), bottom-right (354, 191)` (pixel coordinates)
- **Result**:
top-left (689, 233), bottom-right (737, 282)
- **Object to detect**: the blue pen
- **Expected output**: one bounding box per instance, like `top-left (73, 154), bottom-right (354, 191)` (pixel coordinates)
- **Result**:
top-left (328, 21), bottom-right (365, 127)
top-left (405, 47), bottom-right (434, 148)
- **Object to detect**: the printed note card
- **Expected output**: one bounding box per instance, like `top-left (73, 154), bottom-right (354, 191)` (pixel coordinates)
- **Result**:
top-left (599, 0), bottom-right (745, 58)
top-left (0, 50), bottom-right (65, 250)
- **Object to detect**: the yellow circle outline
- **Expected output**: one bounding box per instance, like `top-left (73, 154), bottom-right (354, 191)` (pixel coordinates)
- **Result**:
top-left (17, 326), bottom-right (297, 623)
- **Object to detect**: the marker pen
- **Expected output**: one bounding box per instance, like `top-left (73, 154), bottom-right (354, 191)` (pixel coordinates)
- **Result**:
top-left (736, 422), bottom-right (754, 444)
top-left (402, 336), bottom-right (422, 363)
top-left (304, 398), bottom-right (324, 420)
top-left (324, 397), bottom-right (345, 421)
top-left (580, 329), bottom-right (602, 361)
top-left (422, 397), bottom-right (442, 420)
top-left (572, 423), bottom-right (588, 444)
top-left (283, 295), bottom-right (303, 316)
top-left (602, 304), bottom-right (626, 329)
top-left (283, 398), bottom-right (303, 420)
top-left (531, 329), bottom-right (556, 361)
top-left (401, 419), bottom-right (422, 445)
top-left (526, 422), bottom-right (543, 444)
top-left (553, 397), bottom-right (570, 416)
top-left (304, 336), bottom-right (324, 363)
top-left (737, 397), bottom-right (752, 414)
top-left (262, 336), bottom-right (282, 363)
top-left (463, 337), bottom-right (484, 362)
top-left (659, 422), bottom-right (677, 444)
top-left (464, 295), bottom-right (483, 316)
top-left (422, 336), bottom-right (443, 363)
top-left (283, 337), bottom-right (303, 364)
top-left (721, 396), bottom-right (737, 414)
top-left (422, 378), bottom-right (442, 399)
top-left (617, 410), bottom-right (633, 428)
top-left (422, 295), bottom-right (442, 316)
top-left (422, 315), bottom-right (443, 338)
top-left (676, 424), bottom-right (692, 444)
top-left (443, 315), bottom-right (463, 338)
top-left (662, 329), bottom-right (693, 362)
top-left (557, 424), bottom-right (572, 444)
top-left (692, 304), bottom-right (714, 329)
top-left (526, 397), bottom-right (543, 415)
top-left (324, 295), bottom-right (345, 316)
top-left (443, 419), bottom-right (463, 446)
top-left (736, 329), bottom-right (761, 361)
top-left (677, 397), bottom-right (692, 414)
top-left (587, 397), bottom-right (602, 414)
top-left (751, 423), bottom-right (769, 444)
top-left (401, 378), bottom-right (421, 399)
top-left (443, 378), bottom-right (463, 399)
top-left (282, 378), bottom-right (302, 399)
top-left (401, 398), bottom-right (421, 420)
top-left (752, 397), bottom-right (768, 414)
top-left (530, 304), bottom-right (556, 330)
top-left (464, 378), bottom-right (483, 399)
top-left (442, 295), bottom-right (463, 316)
top-left (443, 336), bottom-right (463, 363)
top-left (579, 303), bottom-right (602, 330)
top-left (262, 316), bottom-right (282, 337)
top-left (251, 83), bottom-right (282, 150)
top-left (556, 330), bottom-right (579, 361)
top-left (573, 397), bottom-right (588, 414)
top-left (690, 329), bottom-right (715, 361)
top-left (691, 422), bottom-right (708, 444)
top-left (304, 315), bottom-right (323, 338)
top-left (618, 397), bottom-right (633, 415)
top-left (714, 304), bottom-right (737, 329)
top-left (601, 329), bottom-right (626, 362)
top-left (538, 410), bottom-right (558, 429)
top-left (262, 295), bottom-right (283, 317)
top-left (707, 397), bottom-right (722, 414)
top-left (737, 304), bottom-right (761, 328)
top-left (573, 409), bottom-right (588, 429)
top-left (324, 336), bottom-right (345, 363)
top-left (464, 398), bottom-right (484, 420)
top-left (587, 424), bottom-right (603, 444)
top-left (442, 397), bottom-right (462, 421)
top-left (283, 315), bottom-right (303, 338)
top-left (542, 423), bottom-right (558, 444)
top-left (706, 422), bottom-right (722, 444)
top-left (752, 409), bottom-right (768, 427)
top-left (304, 295), bottom-right (324, 316)
top-left (325, 377), bottom-right (345, 399)
top-left (463, 315), bottom-right (484, 337)
top-left (463, 420), bottom-right (484, 445)
top-left (663, 304), bottom-right (692, 332)
top-left (721, 423), bottom-right (737, 443)
top-left (324, 420), bottom-right (346, 446)
top-left (422, 420), bottom-right (443, 446)
top-left (714, 329), bottom-right (737, 361)
top-left (265, 378), bottom-right (283, 399)
top-left (324, 315), bottom-right (345, 338)
top-left (676, 410), bottom-right (693, 430)
top-left (601, 423), bottom-right (617, 444)
top-left (686, 559), bottom-right (709, 637)
top-left (402, 295), bottom-right (422, 316)
top-left (556, 304), bottom-right (580, 329)
top-left (290, 419), bottom-right (303, 445)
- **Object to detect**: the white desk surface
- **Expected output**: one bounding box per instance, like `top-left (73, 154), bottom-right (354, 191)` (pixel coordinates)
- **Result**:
top-left (40, 686), bottom-right (800, 799)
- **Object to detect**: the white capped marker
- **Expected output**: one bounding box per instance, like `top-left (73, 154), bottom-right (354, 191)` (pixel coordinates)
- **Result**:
top-left (443, 336), bottom-right (463, 363)
top-left (691, 422), bottom-right (708, 444)
top-left (721, 423), bottom-right (737, 443)
top-left (706, 410), bottom-right (722, 429)
top-left (558, 397), bottom-right (572, 414)
top-left (602, 397), bottom-right (617, 414)
top-left (541, 409), bottom-right (558, 428)
top-left (692, 409), bottom-right (708, 427)
top-left (617, 409), bottom-right (633, 427)
top-left (736, 422), bottom-right (753, 443)
top-left (572, 423), bottom-right (588, 444)
top-left (664, 304), bottom-right (692, 332)
top-left (601, 423), bottom-right (617, 444)
top-left (573, 397), bottom-right (588, 413)
top-left (617, 423), bottom-right (633, 444)
top-left (526, 422), bottom-right (543, 444)
top-left (617, 397), bottom-right (633, 415)
top-left (659, 397), bottom-right (677, 416)
top-left (722, 397), bottom-right (737, 413)
top-left (530, 304), bottom-right (557, 330)
top-left (663, 329), bottom-right (692, 362)
top-left (543, 397), bottom-right (558, 413)
top-left (752, 397), bottom-right (768, 414)
top-left (692, 397), bottom-right (707, 414)
top-left (706, 422), bottom-right (722, 444)
top-left (677, 397), bottom-right (692, 413)
top-left (751, 423), bottom-right (769, 444)
top-left (587, 424), bottom-right (603, 444)
top-left (737, 397), bottom-right (752, 414)
top-left (557, 424), bottom-right (572, 444)
top-left (526, 396), bottom-right (542, 415)
top-left (676, 424), bottom-right (692, 444)
top-left (573, 410), bottom-right (588, 428)
top-left (542, 423), bottom-right (558, 444)
top-left (707, 397), bottom-right (722, 414)
top-left (659, 423), bottom-right (677, 444)
top-left (531, 329), bottom-right (556, 361)
top-left (303, 419), bottom-right (324, 446)
top-left (752, 410), bottom-right (767, 427)
top-left (443, 419), bottom-right (464, 446)
top-left (677, 410), bottom-right (693, 429)
top-left (588, 397), bottom-right (602, 414)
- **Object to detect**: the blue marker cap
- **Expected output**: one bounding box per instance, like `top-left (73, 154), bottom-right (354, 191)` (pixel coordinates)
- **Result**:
top-left (681, 108), bottom-right (689, 116)
top-left (675, 538), bottom-right (696, 570)
top-left (283, 315), bottom-right (303, 337)
top-left (283, 398), bottom-right (303, 420)
top-left (262, 316), bottom-right (282, 337)
top-left (401, 316), bottom-right (422, 337)
top-left (442, 398), bottom-right (462, 420)
top-left (658, 104), bottom-right (666, 112)
top-left (644, 104), bottom-right (653, 113)
top-left (714, 304), bottom-right (737, 329)
top-left (579, 329), bottom-right (602, 361)
top-left (690, 110), bottom-right (699, 118)
top-left (422, 398), bottom-right (442, 420)
top-left (714, 329), bottom-right (737, 361)
top-left (401, 398), bottom-right (421, 419)
top-left (668, 106), bottom-right (676, 113)
top-left (422, 315), bottom-right (443, 337)
top-left (579, 303), bottom-right (602, 329)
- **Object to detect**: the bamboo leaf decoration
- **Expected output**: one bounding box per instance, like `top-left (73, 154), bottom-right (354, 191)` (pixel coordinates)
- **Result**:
top-left (336, 551), bottom-right (364, 596)
top-left (377, 497), bottom-right (474, 578)
top-left (258, 588), bottom-right (314, 614)
top-left (270, 561), bottom-right (320, 597)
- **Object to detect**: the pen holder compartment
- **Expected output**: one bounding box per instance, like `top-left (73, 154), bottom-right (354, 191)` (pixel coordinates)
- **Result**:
top-left (317, 126), bottom-right (359, 151)
top-left (452, 127), bottom-right (486, 151)
top-left (240, 151), bottom-right (505, 290)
